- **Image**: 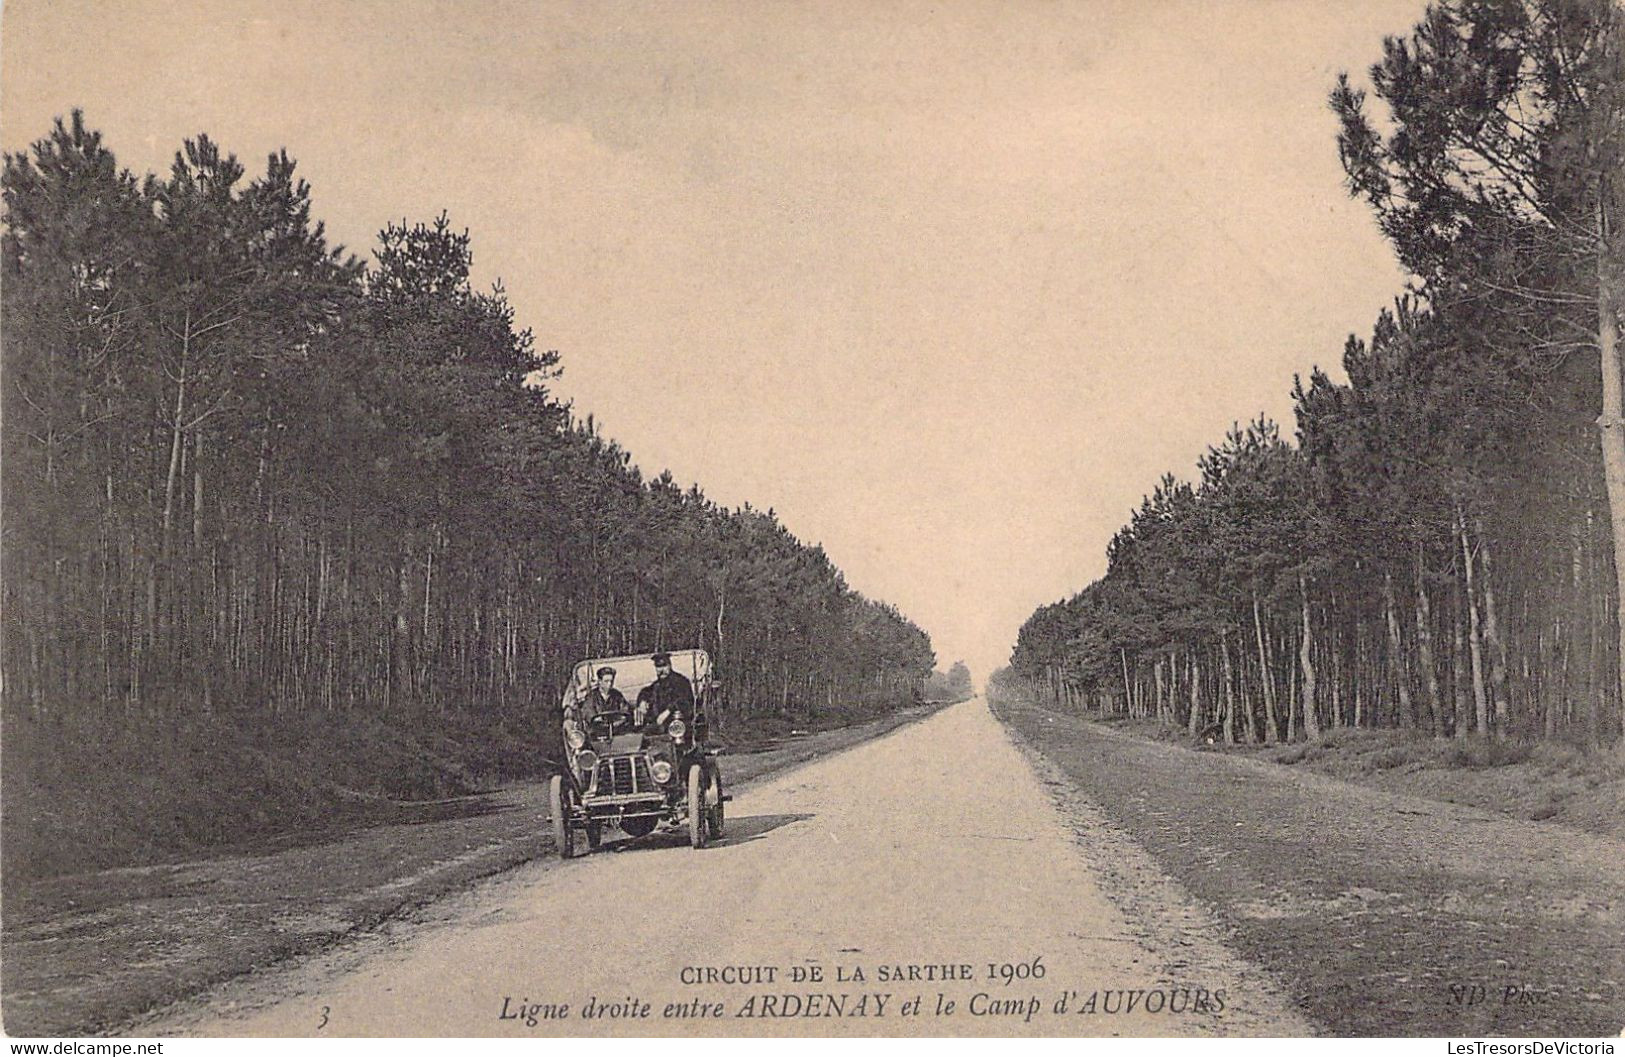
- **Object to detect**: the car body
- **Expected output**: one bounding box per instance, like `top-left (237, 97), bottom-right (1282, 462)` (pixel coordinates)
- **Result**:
top-left (548, 649), bottom-right (727, 855)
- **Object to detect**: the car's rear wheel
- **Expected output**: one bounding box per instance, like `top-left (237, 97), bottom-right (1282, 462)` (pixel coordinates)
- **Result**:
top-left (708, 768), bottom-right (725, 838)
top-left (688, 765), bottom-right (708, 849)
top-left (548, 775), bottom-right (575, 860)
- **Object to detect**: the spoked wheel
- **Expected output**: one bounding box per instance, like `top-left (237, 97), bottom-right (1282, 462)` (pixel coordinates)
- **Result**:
top-left (688, 765), bottom-right (709, 849)
top-left (548, 775), bottom-right (576, 860)
top-left (708, 768), bottom-right (725, 839)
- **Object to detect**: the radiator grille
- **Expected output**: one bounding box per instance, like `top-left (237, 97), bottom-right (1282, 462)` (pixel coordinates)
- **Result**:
top-left (595, 756), bottom-right (654, 795)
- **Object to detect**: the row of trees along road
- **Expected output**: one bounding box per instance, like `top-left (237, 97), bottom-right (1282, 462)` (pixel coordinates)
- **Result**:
top-left (1010, 0), bottom-right (1625, 755)
top-left (0, 113), bottom-right (935, 873)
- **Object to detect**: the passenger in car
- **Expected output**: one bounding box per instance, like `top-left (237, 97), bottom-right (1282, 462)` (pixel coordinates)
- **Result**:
top-left (636, 651), bottom-right (695, 731)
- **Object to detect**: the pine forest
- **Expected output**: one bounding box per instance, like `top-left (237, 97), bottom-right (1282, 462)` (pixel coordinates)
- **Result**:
top-left (1007, 0), bottom-right (1625, 758)
top-left (0, 118), bottom-right (935, 877)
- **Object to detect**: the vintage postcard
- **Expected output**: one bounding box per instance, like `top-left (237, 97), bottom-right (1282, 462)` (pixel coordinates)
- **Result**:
top-left (1, 0), bottom-right (1621, 1044)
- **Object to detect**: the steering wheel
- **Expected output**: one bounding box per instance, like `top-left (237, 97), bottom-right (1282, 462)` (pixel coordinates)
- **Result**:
top-left (587, 710), bottom-right (635, 739)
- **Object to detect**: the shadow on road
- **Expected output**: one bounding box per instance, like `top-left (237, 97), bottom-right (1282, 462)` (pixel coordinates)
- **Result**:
top-left (716, 812), bottom-right (814, 846)
top-left (609, 812), bottom-right (814, 853)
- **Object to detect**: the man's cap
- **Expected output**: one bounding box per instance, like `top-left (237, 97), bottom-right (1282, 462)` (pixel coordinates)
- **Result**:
top-left (596, 666), bottom-right (616, 678)
top-left (651, 651), bottom-right (672, 665)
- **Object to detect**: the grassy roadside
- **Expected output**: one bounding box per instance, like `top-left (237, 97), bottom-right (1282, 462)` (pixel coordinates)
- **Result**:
top-left (992, 693), bottom-right (1625, 1037)
top-left (1096, 714), bottom-right (1625, 842)
top-left (0, 707), bottom-right (554, 887)
top-left (1, 701), bottom-right (951, 1038)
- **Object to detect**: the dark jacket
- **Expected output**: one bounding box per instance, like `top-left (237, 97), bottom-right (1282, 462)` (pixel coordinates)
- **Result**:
top-left (636, 671), bottom-right (695, 728)
top-left (576, 686), bottom-right (628, 724)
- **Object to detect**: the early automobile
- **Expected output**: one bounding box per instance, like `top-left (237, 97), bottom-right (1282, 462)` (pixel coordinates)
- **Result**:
top-left (548, 649), bottom-right (727, 856)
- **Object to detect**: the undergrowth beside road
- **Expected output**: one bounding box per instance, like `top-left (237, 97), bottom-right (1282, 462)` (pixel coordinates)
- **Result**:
top-left (1, 694), bottom-right (922, 889)
top-left (992, 692), bottom-right (1625, 1037)
top-left (1098, 715), bottom-right (1625, 841)
top-left (1, 705), bottom-right (551, 889)
top-left (0, 701), bottom-right (945, 1038)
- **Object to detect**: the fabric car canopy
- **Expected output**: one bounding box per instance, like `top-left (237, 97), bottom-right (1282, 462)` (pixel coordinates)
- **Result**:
top-left (562, 649), bottom-right (712, 711)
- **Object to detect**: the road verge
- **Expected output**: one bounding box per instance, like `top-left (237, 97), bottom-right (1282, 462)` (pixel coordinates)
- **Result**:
top-left (1, 701), bottom-right (951, 1037)
top-left (991, 693), bottom-right (1625, 1036)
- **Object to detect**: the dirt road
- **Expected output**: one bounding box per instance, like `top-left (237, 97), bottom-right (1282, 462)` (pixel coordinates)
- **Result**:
top-left (1, 704), bottom-right (942, 1037)
top-left (144, 698), bottom-right (1309, 1037)
top-left (995, 694), bottom-right (1625, 1037)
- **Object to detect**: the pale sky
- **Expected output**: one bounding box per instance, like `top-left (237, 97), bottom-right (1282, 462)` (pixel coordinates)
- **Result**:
top-left (3, 0), bottom-right (1419, 682)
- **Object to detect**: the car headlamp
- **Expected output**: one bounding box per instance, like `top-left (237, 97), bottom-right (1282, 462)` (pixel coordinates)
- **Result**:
top-left (651, 760), bottom-right (674, 785)
top-left (575, 750), bottom-right (598, 777)
top-left (566, 728), bottom-right (587, 750)
top-left (667, 718), bottom-right (687, 741)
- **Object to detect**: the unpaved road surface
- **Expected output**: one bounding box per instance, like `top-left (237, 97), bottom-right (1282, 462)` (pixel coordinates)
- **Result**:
top-left (2, 704), bottom-right (943, 1037)
top-left (143, 699), bottom-right (1308, 1037)
top-left (995, 695), bottom-right (1625, 1037)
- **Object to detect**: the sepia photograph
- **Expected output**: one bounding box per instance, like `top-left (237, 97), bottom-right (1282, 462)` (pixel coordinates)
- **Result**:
top-left (1, 0), bottom-right (1622, 1044)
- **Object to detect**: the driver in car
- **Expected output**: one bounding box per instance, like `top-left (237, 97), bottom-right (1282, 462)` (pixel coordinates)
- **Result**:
top-left (635, 651), bottom-right (695, 732)
top-left (571, 666), bottom-right (629, 727)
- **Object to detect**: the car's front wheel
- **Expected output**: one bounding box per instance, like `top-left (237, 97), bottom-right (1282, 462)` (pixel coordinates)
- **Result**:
top-left (548, 775), bottom-right (575, 860)
top-left (708, 768), bottom-right (725, 838)
top-left (688, 765), bottom-right (708, 849)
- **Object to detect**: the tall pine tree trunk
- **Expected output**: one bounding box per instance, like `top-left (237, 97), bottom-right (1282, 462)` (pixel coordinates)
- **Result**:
top-left (1477, 519), bottom-right (1511, 737)
top-left (1220, 634), bottom-right (1236, 745)
top-left (161, 321), bottom-right (190, 543)
top-left (1383, 572), bottom-right (1414, 729)
top-left (1594, 182), bottom-right (1625, 759)
top-left (1187, 651), bottom-right (1202, 737)
top-left (1253, 592), bottom-right (1279, 744)
top-left (1460, 509), bottom-right (1490, 736)
top-left (1353, 621), bottom-right (1365, 728)
top-left (1452, 585), bottom-right (1470, 739)
top-left (1416, 572), bottom-right (1443, 738)
top-left (1300, 574), bottom-right (1320, 740)
top-left (1120, 647), bottom-right (1133, 717)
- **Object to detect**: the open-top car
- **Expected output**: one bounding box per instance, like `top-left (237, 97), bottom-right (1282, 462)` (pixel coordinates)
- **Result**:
top-left (548, 648), bottom-right (727, 857)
